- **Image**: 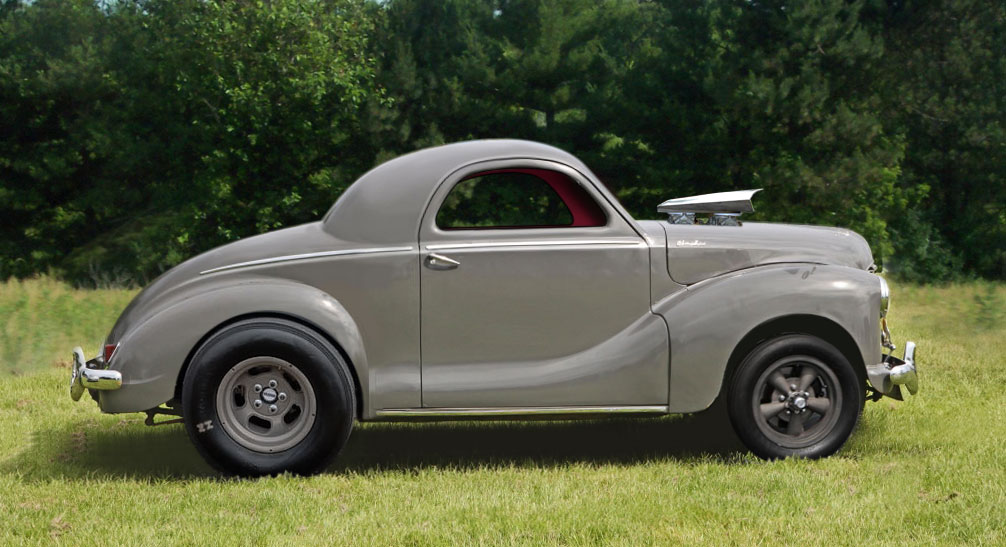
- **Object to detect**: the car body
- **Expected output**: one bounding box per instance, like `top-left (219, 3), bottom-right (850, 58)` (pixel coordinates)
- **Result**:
top-left (69, 139), bottom-right (918, 475)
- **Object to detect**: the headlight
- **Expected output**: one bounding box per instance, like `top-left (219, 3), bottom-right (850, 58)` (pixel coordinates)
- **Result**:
top-left (878, 276), bottom-right (891, 318)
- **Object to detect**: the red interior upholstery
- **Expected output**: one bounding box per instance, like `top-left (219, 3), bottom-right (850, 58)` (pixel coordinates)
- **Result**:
top-left (464, 168), bottom-right (607, 227)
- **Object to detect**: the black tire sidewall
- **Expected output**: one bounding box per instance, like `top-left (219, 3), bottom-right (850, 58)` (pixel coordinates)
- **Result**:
top-left (728, 334), bottom-right (864, 459)
top-left (182, 318), bottom-right (355, 476)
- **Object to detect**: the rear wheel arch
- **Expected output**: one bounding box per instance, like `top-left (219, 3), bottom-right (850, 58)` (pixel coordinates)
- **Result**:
top-left (175, 312), bottom-right (365, 420)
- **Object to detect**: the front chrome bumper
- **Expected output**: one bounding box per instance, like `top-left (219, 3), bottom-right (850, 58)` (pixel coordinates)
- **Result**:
top-left (866, 341), bottom-right (918, 401)
top-left (69, 347), bottom-right (122, 401)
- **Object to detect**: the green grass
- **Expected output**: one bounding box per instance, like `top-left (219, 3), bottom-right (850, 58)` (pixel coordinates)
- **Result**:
top-left (1, 278), bottom-right (1004, 544)
top-left (0, 277), bottom-right (137, 375)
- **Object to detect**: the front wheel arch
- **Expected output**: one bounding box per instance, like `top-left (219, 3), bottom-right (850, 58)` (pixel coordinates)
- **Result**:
top-left (723, 314), bottom-right (867, 393)
top-left (175, 312), bottom-right (364, 420)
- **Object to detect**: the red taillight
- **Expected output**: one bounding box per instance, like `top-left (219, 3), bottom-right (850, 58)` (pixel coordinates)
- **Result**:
top-left (103, 344), bottom-right (118, 363)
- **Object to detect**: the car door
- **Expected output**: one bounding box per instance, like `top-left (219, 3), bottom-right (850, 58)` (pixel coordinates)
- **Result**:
top-left (419, 160), bottom-right (669, 408)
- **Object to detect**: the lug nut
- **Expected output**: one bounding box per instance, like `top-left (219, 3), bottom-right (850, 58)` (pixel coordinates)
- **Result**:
top-left (778, 395), bottom-right (786, 401)
top-left (253, 399), bottom-right (262, 408)
top-left (268, 379), bottom-right (278, 389)
top-left (278, 392), bottom-right (287, 402)
top-left (253, 384), bottom-right (262, 393)
top-left (269, 404), bottom-right (278, 414)
top-left (790, 384), bottom-right (797, 391)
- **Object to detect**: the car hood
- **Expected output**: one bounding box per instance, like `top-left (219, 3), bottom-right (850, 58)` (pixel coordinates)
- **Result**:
top-left (108, 221), bottom-right (340, 342)
top-left (662, 221), bottom-right (874, 285)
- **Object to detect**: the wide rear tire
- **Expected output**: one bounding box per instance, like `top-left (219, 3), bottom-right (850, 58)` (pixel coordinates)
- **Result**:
top-left (182, 318), bottom-right (355, 476)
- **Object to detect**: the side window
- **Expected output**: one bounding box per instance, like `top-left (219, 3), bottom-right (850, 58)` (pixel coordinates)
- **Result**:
top-left (436, 168), bottom-right (607, 230)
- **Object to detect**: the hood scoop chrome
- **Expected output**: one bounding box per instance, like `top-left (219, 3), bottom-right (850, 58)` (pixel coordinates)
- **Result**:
top-left (657, 189), bottom-right (762, 226)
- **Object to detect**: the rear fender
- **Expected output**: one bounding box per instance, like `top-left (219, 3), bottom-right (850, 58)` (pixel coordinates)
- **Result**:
top-left (99, 280), bottom-right (367, 414)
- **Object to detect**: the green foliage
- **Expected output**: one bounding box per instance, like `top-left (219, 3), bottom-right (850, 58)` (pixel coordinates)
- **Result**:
top-left (0, 0), bottom-right (1004, 283)
top-left (143, 0), bottom-right (377, 242)
top-left (871, 0), bottom-right (1006, 280)
top-left (605, 0), bottom-right (909, 263)
top-left (0, 0), bottom-right (119, 278)
top-left (972, 281), bottom-right (1005, 331)
top-left (0, 0), bottom-right (378, 283)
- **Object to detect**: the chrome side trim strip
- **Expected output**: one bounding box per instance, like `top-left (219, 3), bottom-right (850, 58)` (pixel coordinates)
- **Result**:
top-left (200, 246), bottom-right (414, 275)
top-left (375, 405), bottom-right (669, 418)
top-left (426, 239), bottom-right (646, 251)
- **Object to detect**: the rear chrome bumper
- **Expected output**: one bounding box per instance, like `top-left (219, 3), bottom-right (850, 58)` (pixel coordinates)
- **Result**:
top-left (69, 347), bottom-right (122, 402)
top-left (866, 341), bottom-right (918, 401)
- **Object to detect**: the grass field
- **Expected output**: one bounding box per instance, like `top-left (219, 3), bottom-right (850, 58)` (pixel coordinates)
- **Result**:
top-left (1, 277), bottom-right (1004, 544)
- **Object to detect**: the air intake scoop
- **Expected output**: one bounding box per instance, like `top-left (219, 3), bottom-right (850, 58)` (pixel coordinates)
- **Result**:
top-left (658, 189), bottom-right (762, 225)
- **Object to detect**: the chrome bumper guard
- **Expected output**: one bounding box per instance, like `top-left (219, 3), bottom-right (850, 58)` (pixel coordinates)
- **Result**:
top-left (866, 341), bottom-right (918, 401)
top-left (69, 347), bottom-right (122, 402)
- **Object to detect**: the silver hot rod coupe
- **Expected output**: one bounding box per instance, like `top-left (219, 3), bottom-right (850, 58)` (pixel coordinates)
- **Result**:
top-left (69, 139), bottom-right (918, 475)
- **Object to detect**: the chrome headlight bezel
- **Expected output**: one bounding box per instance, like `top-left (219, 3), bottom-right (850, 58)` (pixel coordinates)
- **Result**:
top-left (878, 276), bottom-right (891, 318)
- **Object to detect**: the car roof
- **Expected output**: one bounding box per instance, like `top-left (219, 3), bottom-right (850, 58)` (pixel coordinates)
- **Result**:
top-left (321, 139), bottom-right (601, 246)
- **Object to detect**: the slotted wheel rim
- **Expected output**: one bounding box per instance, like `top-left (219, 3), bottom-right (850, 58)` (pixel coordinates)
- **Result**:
top-left (215, 356), bottom-right (317, 453)
top-left (751, 355), bottom-right (842, 449)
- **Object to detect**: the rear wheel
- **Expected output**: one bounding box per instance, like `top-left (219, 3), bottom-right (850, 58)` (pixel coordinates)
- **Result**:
top-left (182, 318), bottom-right (355, 476)
top-left (728, 334), bottom-right (863, 459)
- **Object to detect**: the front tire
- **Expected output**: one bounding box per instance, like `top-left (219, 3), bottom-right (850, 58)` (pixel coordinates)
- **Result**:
top-left (182, 318), bottom-right (356, 476)
top-left (727, 334), bottom-right (864, 459)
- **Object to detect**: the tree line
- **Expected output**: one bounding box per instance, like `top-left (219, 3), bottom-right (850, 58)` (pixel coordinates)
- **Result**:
top-left (1, 0), bottom-right (1003, 285)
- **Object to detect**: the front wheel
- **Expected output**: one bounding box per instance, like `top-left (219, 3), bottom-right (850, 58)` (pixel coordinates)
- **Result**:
top-left (182, 318), bottom-right (356, 476)
top-left (727, 334), bottom-right (864, 459)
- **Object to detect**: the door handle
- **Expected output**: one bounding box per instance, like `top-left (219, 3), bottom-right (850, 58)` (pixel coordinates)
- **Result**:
top-left (424, 252), bottom-right (460, 270)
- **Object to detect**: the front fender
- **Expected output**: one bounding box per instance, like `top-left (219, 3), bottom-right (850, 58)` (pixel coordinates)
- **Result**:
top-left (654, 264), bottom-right (881, 412)
top-left (99, 279), bottom-right (367, 414)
